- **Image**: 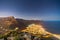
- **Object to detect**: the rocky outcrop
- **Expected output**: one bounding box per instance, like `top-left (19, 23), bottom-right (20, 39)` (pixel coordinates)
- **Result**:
top-left (0, 16), bottom-right (42, 34)
top-left (0, 16), bottom-right (18, 34)
top-left (0, 16), bottom-right (59, 40)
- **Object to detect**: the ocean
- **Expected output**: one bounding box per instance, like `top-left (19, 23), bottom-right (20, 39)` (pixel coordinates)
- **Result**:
top-left (43, 21), bottom-right (60, 34)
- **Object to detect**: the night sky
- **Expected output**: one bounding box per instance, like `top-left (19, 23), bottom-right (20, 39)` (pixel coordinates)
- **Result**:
top-left (0, 0), bottom-right (60, 21)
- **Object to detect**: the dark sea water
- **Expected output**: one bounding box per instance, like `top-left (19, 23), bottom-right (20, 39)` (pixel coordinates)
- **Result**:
top-left (43, 21), bottom-right (60, 34)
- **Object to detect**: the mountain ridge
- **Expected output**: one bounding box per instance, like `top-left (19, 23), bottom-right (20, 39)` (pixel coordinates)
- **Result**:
top-left (0, 16), bottom-right (42, 34)
top-left (0, 16), bottom-right (60, 40)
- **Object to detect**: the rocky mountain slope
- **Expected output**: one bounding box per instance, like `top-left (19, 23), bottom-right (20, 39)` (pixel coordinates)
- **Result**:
top-left (0, 16), bottom-right (60, 40)
top-left (0, 16), bottom-right (42, 34)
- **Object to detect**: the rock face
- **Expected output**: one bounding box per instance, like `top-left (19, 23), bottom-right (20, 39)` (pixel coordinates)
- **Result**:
top-left (0, 16), bottom-right (42, 34)
top-left (0, 16), bottom-right (59, 40)
top-left (0, 16), bottom-right (18, 34)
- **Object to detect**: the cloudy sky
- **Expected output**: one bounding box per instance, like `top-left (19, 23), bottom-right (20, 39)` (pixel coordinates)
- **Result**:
top-left (0, 0), bottom-right (60, 21)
